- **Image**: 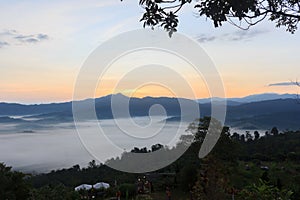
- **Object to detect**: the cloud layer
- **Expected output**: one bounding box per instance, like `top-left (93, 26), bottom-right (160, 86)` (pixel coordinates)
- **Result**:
top-left (197, 29), bottom-right (268, 43)
top-left (269, 82), bottom-right (299, 87)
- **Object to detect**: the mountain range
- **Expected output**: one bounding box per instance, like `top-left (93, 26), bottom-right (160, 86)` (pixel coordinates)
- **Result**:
top-left (0, 93), bottom-right (299, 130)
top-left (197, 93), bottom-right (297, 105)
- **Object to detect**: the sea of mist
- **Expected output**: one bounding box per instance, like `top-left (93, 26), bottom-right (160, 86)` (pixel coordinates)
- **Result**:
top-left (0, 117), bottom-right (189, 173)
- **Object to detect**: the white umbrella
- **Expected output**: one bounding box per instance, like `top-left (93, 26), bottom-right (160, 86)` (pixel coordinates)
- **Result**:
top-left (93, 182), bottom-right (110, 189)
top-left (75, 184), bottom-right (93, 191)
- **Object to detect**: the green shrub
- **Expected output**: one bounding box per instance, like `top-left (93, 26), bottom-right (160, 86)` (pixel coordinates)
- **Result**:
top-left (135, 194), bottom-right (153, 200)
top-left (119, 183), bottom-right (136, 198)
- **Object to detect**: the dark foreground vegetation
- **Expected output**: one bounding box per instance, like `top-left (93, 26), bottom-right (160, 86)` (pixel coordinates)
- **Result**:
top-left (1, 117), bottom-right (300, 200)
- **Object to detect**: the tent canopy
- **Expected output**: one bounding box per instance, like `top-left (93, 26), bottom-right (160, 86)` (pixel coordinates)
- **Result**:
top-left (75, 184), bottom-right (92, 191)
top-left (93, 182), bottom-right (110, 189)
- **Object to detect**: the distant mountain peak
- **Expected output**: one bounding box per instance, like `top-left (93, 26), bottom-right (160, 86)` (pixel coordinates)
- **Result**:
top-left (197, 93), bottom-right (296, 104)
top-left (113, 93), bottom-right (128, 98)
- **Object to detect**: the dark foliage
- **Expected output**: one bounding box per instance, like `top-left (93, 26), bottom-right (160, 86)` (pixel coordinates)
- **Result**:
top-left (123, 0), bottom-right (300, 36)
top-left (0, 163), bottom-right (30, 200)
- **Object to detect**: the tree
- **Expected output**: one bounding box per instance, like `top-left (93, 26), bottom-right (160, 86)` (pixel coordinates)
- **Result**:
top-left (192, 156), bottom-right (230, 200)
top-left (271, 127), bottom-right (279, 136)
top-left (265, 131), bottom-right (270, 137)
top-left (246, 131), bottom-right (253, 142)
top-left (254, 131), bottom-right (260, 140)
top-left (185, 116), bottom-right (212, 144)
top-left (0, 163), bottom-right (30, 199)
top-left (151, 143), bottom-right (163, 152)
top-left (125, 0), bottom-right (300, 36)
top-left (88, 160), bottom-right (97, 168)
top-left (240, 134), bottom-right (246, 142)
top-left (185, 117), bottom-right (241, 161)
top-left (231, 132), bottom-right (240, 141)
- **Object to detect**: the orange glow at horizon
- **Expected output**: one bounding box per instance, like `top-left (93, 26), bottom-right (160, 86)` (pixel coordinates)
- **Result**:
top-left (1, 82), bottom-right (299, 104)
top-left (2, 62), bottom-right (298, 103)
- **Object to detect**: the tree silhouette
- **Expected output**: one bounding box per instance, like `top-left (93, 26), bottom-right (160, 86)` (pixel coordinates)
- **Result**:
top-left (0, 163), bottom-right (30, 199)
top-left (124, 0), bottom-right (300, 36)
top-left (271, 127), bottom-right (279, 136)
top-left (254, 131), bottom-right (260, 140)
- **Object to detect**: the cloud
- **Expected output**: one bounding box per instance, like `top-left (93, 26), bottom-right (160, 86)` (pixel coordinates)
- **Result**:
top-left (229, 30), bottom-right (267, 41)
top-left (0, 29), bottom-right (18, 36)
top-left (37, 34), bottom-right (49, 40)
top-left (0, 41), bottom-right (9, 48)
top-left (14, 33), bottom-right (49, 43)
top-left (268, 82), bottom-right (299, 87)
top-left (0, 29), bottom-right (49, 46)
top-left (197, 35), bottom-right (216, 43)
top-left (197, 29), bottom-right (268, 43)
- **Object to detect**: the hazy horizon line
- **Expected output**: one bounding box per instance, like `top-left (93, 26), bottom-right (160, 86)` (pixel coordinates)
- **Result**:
top-left (0, 92), bottom-right (296, 106)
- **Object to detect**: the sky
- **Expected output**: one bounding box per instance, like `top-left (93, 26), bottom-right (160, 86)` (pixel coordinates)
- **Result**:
top-left (0, 0), bottom-right (299, 104)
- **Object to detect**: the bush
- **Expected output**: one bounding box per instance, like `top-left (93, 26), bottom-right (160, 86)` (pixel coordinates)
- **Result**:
top-left (29, 184), bottom-right (81, 200)
top-left (119, 183), bottom-right (136, 198)
top-left (238, 180), bottom-right (293, 200)
top-left (104, 186), bottom-right (118, 198)
top-left (135, 194), bottom-right (153, 200)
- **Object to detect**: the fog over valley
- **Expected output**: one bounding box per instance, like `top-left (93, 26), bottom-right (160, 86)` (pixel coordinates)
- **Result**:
top-left (0, 118), bottom-right (188, 173)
